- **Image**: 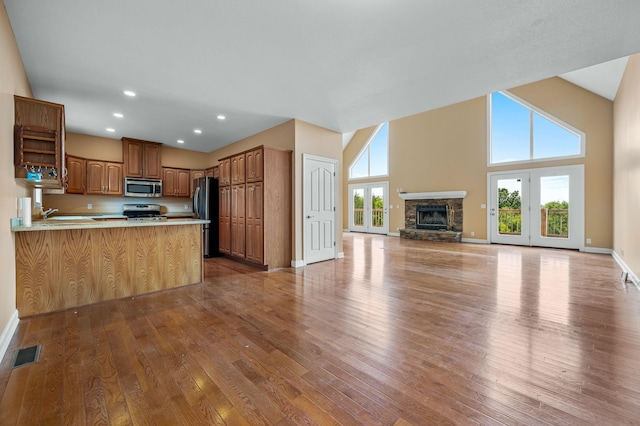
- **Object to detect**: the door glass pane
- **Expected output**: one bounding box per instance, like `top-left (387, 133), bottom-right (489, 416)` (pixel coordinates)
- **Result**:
top-left (370, 187), bottom-right (384, 228)
top-left (353, 189), bottom-right (364, 226)
top-left (497, 178), bottom-right (522, 235)
top-left (539, 175), bottom-right (569, 239)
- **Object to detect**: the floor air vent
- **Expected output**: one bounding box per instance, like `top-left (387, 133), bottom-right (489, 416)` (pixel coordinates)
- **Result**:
top-left (10, 344), bottom-right (41, 369)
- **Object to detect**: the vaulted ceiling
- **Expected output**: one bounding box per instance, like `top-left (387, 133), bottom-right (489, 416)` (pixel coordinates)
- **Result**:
top-left (6, 1), bottom-right (640, 152)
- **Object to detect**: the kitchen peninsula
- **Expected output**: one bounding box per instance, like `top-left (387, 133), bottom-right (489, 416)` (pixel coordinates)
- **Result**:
top-left (12, 218), bottom-right (208, 317)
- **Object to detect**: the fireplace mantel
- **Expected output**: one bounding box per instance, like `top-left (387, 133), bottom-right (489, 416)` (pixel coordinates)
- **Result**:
top-left (398, 191), bottom-right (467, 200)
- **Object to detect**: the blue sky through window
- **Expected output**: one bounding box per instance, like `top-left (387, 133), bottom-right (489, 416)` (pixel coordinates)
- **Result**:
top-left (350, 122), bottom-right (388, 179)
top-left (490, 92), bottom-right (581, 164)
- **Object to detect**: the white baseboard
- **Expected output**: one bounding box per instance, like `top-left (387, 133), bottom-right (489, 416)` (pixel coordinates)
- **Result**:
top-left (387, 232), bottom-right (400, 237)
top-left (343, 229), bottom-right (349, 232)
top-left (337, 252), bottom-right (344, 259)
top-left (581, 247), bottom-right (613, 254)
top-left (291, 259), bottom-right (305, 268)
top-left (611, 250), bottom-right (640, 290)
top-left (461, 238), bottom-right (489, 244)
top-left (0, 310), bottom-right (19, 363)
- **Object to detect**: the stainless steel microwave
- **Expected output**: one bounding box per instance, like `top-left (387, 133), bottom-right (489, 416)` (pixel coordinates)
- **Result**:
top-left (124, 178), bottom-right (162, 197)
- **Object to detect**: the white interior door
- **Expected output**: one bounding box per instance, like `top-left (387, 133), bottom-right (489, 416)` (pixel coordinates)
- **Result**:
top-left (304, 155), bottom-right (337, 264)
top-left (489, 165), bottom-right (584, 249)
top-left (348, 182), bottom-right (389, 234)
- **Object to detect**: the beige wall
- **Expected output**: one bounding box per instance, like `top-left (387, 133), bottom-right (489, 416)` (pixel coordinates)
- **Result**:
top-left (207, 120), bottom-right (295, 166)
top-left (613, 54), bottom-right (640, 279)
top-left (1, 0), bottom-right (32, 348)
top-left (207, 119), bottom-right (343, 263)
top-left (294, 120), bottom-right (344, 261)
top-left (343, 77), bottom-right (614, 248)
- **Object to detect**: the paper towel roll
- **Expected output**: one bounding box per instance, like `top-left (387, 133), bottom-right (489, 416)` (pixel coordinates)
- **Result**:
top-left (20, 197), bottom-right (32, 227)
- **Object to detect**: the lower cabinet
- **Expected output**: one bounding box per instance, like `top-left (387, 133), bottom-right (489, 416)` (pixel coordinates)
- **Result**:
top-left (245, 182), bottom-right (264, 264)
top-left (231, 184), bottom-right (245, 258)
top-left (219, 186), bottom-right (231, 254)
top-left (86, 160), bottom-right (123, 195)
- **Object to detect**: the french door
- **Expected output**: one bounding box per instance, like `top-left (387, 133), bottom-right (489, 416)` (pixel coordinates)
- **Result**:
top-left (348, 182), bottom-right (389, 234)
top-left (488, 165), bottom-right (584, 249)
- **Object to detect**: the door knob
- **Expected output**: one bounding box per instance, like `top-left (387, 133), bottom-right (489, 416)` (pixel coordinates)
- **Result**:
top-left (306, 215), bottom-right (313, 219)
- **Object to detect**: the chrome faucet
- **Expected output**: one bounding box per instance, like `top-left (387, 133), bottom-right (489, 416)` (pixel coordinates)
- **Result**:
top-left (42, 208), bottom-right (58, 219)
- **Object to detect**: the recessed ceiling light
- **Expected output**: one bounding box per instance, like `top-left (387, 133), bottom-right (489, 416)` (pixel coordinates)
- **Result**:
top-left (113, 113), bottom-right (124, 118)
top-left (123, 90), bottom-right (136, 97)
top-left (177, 139), bottom-right (185, 144)
top-left (217, 115), bottom-right (226, 120)
top-left (106, 128), bottom-right (116, 132)
top-left (194, 129), bottom-right (202, 134)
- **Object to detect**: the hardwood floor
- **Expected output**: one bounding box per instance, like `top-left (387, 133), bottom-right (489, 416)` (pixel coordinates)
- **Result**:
top-left (1, 233), bottom-right (640, 425)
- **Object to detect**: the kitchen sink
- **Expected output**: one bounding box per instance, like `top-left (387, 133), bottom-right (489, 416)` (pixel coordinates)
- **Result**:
top-left (46, 216), bottom-right (87, 220)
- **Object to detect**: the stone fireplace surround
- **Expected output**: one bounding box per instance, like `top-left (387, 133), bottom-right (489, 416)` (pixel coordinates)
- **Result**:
top-left (399, 191), bottom-right (466, 242)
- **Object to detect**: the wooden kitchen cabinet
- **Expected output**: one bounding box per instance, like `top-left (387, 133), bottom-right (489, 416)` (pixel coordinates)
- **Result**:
top-left (218, 146), bottom-right (291, 269)
top-left (86, 160), bottom-right (123, 195)
top-left (219, 158), bottom-right (231, 186)
top-left (163, 167), bottom-right (190, 197)
top-left (122, 137), bottom-right (162, 179)
top-left (245, 181), bottom-right (264, 264)
top-left (245, 147), bottom-right (264, 182)
top-left (219, 186), bottom-right (231, 255)
top-left (65, 155), bottom-right (86, 194)
top-left (231, 184), bottom-right (246, 258)
top-left (231, 153), bottom-right (245, 184)
top-left (14, 96), bottom-right (66, 187)
top-left (190, 169), bottom-right (205, 197)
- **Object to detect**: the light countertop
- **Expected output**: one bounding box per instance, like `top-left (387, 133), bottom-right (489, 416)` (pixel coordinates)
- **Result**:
top-left (11, 217), bottom-right (209, 232)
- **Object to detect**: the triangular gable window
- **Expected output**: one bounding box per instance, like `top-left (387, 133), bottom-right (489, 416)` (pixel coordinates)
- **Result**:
top-left (349, 122), bottom-right (389, 179)
top-left (489, 91), bottom-right (584, 165)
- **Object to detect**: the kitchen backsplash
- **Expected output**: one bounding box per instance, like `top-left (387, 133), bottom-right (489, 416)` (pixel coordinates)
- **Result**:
top-left (42, 193), bottom-right (193, 214)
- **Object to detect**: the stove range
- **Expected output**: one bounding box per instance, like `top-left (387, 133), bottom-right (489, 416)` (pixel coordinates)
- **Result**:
top-left (123, 204), bottom-right (167, 221)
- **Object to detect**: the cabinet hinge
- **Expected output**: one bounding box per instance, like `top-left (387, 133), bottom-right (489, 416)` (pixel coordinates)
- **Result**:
top-left (333, 241), bottom-right (336, 246)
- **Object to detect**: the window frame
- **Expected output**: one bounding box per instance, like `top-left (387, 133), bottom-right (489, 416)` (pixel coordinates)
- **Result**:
top-left (487, 91), bottom-right (586, 167)
top-left (349, 122), bottom-right (389, 180)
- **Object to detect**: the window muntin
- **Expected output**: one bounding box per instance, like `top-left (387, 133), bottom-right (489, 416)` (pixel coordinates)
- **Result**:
top-left (489, 92), bottom-right (584, 166)
top-left (349, 122), bottom-right (389, 179)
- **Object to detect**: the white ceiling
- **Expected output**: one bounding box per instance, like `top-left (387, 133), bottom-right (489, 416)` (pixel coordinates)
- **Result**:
top-left (5, 1), bottom-right (640, 153)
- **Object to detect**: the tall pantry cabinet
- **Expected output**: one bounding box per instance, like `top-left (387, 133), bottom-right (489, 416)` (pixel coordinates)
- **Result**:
top-left (218, 146), bottom-right (292, 269)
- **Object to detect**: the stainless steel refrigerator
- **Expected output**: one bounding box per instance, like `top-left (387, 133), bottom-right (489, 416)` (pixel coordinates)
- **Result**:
top-left (192, 176), bottom-right (220, 257)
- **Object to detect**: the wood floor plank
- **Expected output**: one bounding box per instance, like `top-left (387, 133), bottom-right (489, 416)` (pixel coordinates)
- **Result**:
top-left (3, 234), bottom-right (640, 425)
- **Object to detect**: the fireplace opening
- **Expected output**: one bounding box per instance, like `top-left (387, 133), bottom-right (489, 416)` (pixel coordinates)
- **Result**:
top-left (416, 205), bottom-right (449, 230)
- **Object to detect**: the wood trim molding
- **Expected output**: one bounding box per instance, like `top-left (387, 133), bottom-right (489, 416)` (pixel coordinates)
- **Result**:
top-left (398, 191), bottom-right (467, 200)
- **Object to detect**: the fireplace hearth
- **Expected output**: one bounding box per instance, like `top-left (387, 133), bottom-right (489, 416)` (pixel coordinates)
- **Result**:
top-left (400, 195), bottom-right (464, 242)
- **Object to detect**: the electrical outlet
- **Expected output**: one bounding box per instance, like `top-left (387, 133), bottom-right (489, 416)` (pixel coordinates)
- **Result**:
top-left (586, 238), bottom-right (592, 244)
top-left (471, 231), bottom-right (475, 237)
top-left (87, 203), bottom-right (92, 210)
top-left (184, 204), bottom-right (189, 210)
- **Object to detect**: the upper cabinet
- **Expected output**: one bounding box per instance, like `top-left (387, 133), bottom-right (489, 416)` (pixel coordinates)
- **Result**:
top-left (86, 161), bottom-right (123, 195)
top-left (14, 96), bottom-right (66, 187)
top-left (245, 147), bottom-right (264, 182)
top-left (230, 153), bottom-right (245, 185)
top-left (162, 167), bottom-right (190, 197)
top-left (219, 158), bottom-right (231, 186)
top-left (122, 137), bottom-right (162, 179)
top-left (65, 155), bottom-right (86, 194)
